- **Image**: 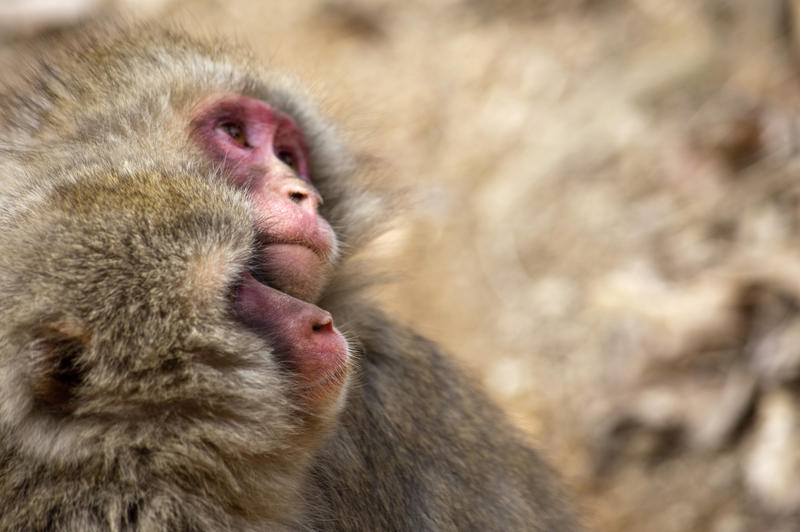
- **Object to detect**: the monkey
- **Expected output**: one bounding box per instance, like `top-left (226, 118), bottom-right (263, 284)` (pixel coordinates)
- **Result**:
top-left (0, 164), bottom-right (351, 530)
top-left (0, 28), bottom-right (581, 530)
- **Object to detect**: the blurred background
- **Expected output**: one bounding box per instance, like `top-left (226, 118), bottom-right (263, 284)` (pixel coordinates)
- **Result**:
top-left (3, 1), bottom-right (800, 530)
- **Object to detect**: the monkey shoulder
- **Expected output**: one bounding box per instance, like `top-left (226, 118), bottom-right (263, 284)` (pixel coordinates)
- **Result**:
top-left (307, 306), bottom-right (581, 531)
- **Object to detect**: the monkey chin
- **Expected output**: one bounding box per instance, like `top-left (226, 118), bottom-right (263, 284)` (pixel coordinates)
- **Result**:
top-left (258, 243), bottom-right (334, 303)
top-left (298, 361), bottom-right (350, 412)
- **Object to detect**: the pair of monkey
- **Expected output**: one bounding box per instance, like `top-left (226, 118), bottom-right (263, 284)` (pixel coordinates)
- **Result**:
top-left (0, 28), bottom-right (580, 531)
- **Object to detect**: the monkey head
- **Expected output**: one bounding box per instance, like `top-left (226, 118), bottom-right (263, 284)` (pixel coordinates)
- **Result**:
top-left (0, 167), bottom-right (349, 526)
top-left (0, 30), bottom-right (379, 308)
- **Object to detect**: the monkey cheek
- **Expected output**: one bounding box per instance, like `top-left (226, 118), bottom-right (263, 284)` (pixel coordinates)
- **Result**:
top-left (260, 244), bottom-right (332, 303)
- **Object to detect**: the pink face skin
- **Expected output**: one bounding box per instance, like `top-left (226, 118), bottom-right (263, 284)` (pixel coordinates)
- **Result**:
top-left (190, 96), bottom-right (347, 405)
top-left (191, 96), bottom-right (338, 303)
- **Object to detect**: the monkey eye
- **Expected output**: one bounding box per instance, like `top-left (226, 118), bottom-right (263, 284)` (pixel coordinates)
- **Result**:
top-left (277, 150), bottom-right (300, 174)
top-left (219, 122), bottom-right (251, 148)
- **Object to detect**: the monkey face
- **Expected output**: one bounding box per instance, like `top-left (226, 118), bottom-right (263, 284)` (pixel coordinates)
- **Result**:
top-left (190, 95), bottom-right (339, 304)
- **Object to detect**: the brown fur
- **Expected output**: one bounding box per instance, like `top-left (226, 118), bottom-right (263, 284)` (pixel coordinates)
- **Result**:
top-left (0, 27), bottom-right (580, 531)
top-left (0, 168), bottom-right (337, 530)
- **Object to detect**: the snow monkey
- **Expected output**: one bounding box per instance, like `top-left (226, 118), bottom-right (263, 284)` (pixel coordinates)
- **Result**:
top-left (0, 28), bottom-right (580, 531)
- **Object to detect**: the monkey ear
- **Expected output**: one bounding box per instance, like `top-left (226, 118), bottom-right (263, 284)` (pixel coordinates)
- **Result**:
top-left (28, 320), bottom-right (90, 413)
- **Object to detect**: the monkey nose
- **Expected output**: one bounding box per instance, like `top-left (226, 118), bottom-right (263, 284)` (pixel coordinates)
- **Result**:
top-left (282, 179), bottom-right (322, 214)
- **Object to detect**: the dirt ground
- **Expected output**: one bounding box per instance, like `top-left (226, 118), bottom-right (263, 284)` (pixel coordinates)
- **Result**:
top-left (5, 0), bottom-right (800, 530)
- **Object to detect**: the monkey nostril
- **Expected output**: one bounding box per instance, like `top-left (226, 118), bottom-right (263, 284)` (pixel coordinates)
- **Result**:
top-left (312, 315), bottom-right (334, 333)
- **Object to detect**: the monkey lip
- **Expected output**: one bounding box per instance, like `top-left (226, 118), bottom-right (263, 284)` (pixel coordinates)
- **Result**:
top-left (233, 271), bottom-right (348, 401)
